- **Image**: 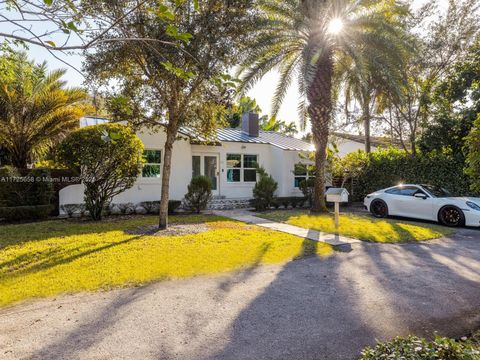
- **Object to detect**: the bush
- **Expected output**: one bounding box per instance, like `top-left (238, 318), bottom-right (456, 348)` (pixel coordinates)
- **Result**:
top-left (274, 197), bottom-right (307, 209)
top-left (299, 178), bottom-right (315, 207)
top-left (465, 115), bottom-right (480, 193)
top-left (141, 201), bottom-right (160, 214)
top-left (333, 148), bottom-right (472, 201)
top-left (184, 176), bottom-right (212, 214)
top-left (0, 167), bottom-right (54, 207)
top-left (168, 200), bottom-right (182, 214)
top-left (360, 334), bottom-right (480, 359)
top-left (60, 204), bottom-right (85, 218)
top-left (57, 123), bottom-right (144, 220)
top-left (117, 203), bottom-right (135, 215)
top-left (0, 205), bottom-right (53, 222)
top-left (252, 168), bottom-right (278, 211)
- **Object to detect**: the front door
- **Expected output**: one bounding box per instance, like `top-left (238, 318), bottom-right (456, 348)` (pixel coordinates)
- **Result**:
top-left (192, 154), bottom-right (220, 196)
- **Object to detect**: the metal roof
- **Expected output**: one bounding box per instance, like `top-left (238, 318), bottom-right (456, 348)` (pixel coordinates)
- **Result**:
top-left (78, 118), bottom-right (313, 152)
top-left (180, 127), bottom-right (314, 151)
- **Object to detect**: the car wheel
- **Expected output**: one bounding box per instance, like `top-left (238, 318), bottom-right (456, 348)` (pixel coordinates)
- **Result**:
top-left (438, 206), bottom-right (465, 227)
top-left (370, 199), bottom-right (388, 218)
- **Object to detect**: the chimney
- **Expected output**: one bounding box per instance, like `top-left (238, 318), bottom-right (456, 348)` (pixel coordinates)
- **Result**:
top-left (242, 112), bottom-right (259, 137)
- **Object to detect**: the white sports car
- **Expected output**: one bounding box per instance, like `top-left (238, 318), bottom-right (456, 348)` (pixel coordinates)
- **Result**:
top-left (364, 184), bottom-right (480, 227)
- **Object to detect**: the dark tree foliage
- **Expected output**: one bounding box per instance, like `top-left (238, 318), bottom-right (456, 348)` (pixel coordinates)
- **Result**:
top-left (84, 0), bottom-right (257, 229)
top-left (419, 36), bottom-right (480, 156)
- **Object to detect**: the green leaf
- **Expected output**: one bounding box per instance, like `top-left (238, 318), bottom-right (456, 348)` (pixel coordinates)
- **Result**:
top-left (45, 40), bottom-right (56, 47)
top-left (44, 0), bottom-right (53, 5)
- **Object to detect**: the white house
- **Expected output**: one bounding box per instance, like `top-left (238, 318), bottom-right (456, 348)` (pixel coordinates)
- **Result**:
top-left (331, 132), bottom-right (400, 157)
top-left (59, 114), bottom-right (317, 209)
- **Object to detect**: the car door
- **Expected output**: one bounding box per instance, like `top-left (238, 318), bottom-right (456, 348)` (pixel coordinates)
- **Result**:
top-left (396, 186), bottom-right (435, 220)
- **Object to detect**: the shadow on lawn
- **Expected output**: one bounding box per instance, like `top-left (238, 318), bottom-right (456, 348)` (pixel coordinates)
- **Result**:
top-left (0, 214), bottom-right (224, 248)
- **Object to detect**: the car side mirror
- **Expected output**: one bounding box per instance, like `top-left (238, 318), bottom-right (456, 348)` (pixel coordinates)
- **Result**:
top-left (414, 193), bottom-right (428, 200)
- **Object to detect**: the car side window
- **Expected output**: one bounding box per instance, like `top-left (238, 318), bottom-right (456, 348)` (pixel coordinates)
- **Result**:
top-left (399, 187), bottom-right (419, 196)
top-left (387, 186), bottom-right (425, 196)
top-left (413, 189), bottom-right (428, 197)
top-left (386, 188), bottom-right (401, 195)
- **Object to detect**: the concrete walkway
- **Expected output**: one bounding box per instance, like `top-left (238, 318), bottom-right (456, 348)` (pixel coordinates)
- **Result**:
top-left (211, 209), bottom-right (361, 246)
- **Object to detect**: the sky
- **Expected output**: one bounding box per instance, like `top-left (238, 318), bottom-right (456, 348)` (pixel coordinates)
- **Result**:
top-left (11, 0), bottom-right (449, 132)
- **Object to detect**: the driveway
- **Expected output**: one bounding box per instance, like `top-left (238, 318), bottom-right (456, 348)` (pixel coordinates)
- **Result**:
top-left (1, 229), bottom-right (480, 360)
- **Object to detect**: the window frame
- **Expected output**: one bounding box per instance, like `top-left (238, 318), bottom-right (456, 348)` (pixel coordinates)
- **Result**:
top-left (293, 163), bottom-right (315, 188)
top-left (142, 149), bottom-right (162, 178)
top-left (226, 153), bottom-right (259, 183)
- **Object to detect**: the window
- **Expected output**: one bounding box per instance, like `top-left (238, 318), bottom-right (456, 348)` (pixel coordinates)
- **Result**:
top-left (386, 186), bottom-right (425, 196)
top-left (294, 163), bottom-right (315, 187)
top-left (243, 155), bottom-right (258, 182)
top-left (142, 150), bottom-right (161, 178)
top-left (226, 154), bottom-right (258, 183)
top-left (192, 156), bottom-right (201, 178)
top-left (421, 185), bottom-right (451, 198)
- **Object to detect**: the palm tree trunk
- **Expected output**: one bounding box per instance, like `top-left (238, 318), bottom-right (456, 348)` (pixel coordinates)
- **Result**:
top-left (308, 49), bottom-right (333, 213)
top-left (158, 124), bottom-right (177, 230)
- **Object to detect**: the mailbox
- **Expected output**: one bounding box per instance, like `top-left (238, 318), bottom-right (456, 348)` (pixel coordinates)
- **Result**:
top-left (326, 188), bottom-right (349, 203)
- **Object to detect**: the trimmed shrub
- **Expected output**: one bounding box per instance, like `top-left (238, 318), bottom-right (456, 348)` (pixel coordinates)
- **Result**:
top-left (0, 205), bottom-right (53, 222)
top-left (168, 200), bottom-right (182, 214)
top-left (141, 201), bottom-right (160, 214)
top-left (117, 203), bottom-right (135, 215)
top-left (61, 204), bottom-right (84, 218)
top-left (184, 176), bottom-right (212, 214)
top-left (299, 178), bottom-right (315, 207)
top-left (360, 334), bottom-right (480, 359)
top-left (274, 197), bottom-right (307, 209)
top-left (57, 123), bottom-right (144, 220)
top-left (333, 148), bottom-right (471, 202)
top-left (252, 168), bottom-right (278, 211)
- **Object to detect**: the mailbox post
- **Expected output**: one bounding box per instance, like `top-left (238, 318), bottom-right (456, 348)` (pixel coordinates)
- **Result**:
top-left (325, 188), bottom-right (349, 230)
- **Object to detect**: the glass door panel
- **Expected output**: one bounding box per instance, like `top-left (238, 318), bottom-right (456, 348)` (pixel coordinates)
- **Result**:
top-left (204, 156), bottom-right (218, 191)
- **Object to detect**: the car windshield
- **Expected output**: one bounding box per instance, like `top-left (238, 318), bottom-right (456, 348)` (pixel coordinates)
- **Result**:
top-left (421, 185), bottom-right (452, 198)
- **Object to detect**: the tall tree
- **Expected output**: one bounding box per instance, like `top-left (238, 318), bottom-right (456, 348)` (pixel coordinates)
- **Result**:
top-left (419, 34), bottom-right (480, 156)
top-left (336, 47), bottom-right (407, 153)
top-left (85, 0), bottom-right (256, 229)
top-left (238, 0), bottom-right (410, 212)
top-left (380, 0), bottom-right (479, 155)
top-left (0, 52), bottom-right (89, 168)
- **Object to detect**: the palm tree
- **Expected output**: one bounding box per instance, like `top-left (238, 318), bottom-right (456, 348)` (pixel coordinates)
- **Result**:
top-left (238, 0), bottom-right (410, 212)
top-left (337, 51), bottom-right (406, 153)
top-left (0, 53), bottom-right (89, 168)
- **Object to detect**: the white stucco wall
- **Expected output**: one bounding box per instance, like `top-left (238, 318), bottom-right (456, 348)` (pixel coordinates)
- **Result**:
top-left (59, 127), bottom-right (323, 211)
top-left (335, 138), bottom-right (378, 158)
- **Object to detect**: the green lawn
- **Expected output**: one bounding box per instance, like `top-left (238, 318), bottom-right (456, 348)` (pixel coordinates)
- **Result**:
top-left (0, 215), bottom-right (332, 308)
top-left (258, 210), bottom-right (453, 243)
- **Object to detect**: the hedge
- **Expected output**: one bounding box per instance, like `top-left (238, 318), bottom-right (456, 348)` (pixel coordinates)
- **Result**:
top-left (333, 148), bottom-right (471, 202)
top-left (360, 333), bottom-right (480, 359)
top-left (0, 167), bottom-right (54, 206)
top-left (0, 205), bottom-right (54, 222)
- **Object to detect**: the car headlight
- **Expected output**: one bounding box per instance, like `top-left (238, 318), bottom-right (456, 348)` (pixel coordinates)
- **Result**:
top-left (466, 201), bottom-right (480, 211)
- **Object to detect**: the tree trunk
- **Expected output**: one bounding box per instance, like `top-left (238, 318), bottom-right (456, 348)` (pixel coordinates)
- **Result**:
top-left (308, 48), bottom-right (333, 213)
top-left (410, 134), bottom-right (417, 156)
top-left (158, 126), bottom-right (177, 230)
top-left (363, 102), bottom-right (371, 153)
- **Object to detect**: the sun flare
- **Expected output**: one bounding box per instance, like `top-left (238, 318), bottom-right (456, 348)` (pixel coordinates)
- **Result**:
top-left (327, 18), bottom-right (344, 34)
